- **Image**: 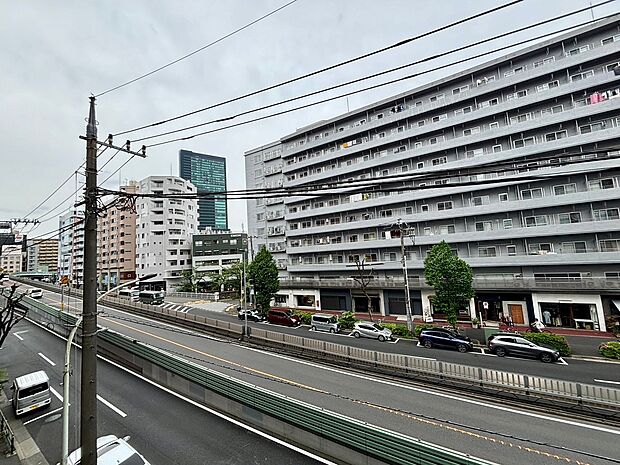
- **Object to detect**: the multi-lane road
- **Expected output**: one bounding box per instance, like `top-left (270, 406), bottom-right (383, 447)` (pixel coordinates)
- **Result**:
top-left (11, 285), bottom-right (619, 465)
top-left (2, 318), bottom-right (334, 465)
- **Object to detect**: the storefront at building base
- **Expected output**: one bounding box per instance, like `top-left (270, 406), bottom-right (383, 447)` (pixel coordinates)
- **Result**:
top-left (531, 292), bottom-right (606, 332)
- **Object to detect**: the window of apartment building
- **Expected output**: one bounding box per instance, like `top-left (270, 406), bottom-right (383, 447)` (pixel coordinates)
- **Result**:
top-left (506, 245), bottom-right (517, 256)
top-left (504, 65), bottom-right (526, 77)
top-left (405, 206), bottom-right (414, 215)
top-left (545, 130), bottom-right (568, 142)
top-left (414, 142), bottom-right (423, 149)
top-left (507, 90), bottom-right (528, 100)
top-left (438, 225), bottom-right (455, 235)
top-left (541, 104), bottom-right (564, 116)
top-left (363, 232), bottom-right (377, 241)
top-left (594, 208), bottom-right (620, 221)
top-left (498, 193), bottom-right (509, 202)
top-left (463, 126), bottom-right (480, 136)
top-left (346, 214), bottom-right (358, 222)
top-left (394, 145), bottom-right (407, 153)
top-left (513, 136), bottom-right (535, 149)
top-left (434, 179), bottom-right (449, 185)
top-left (256, 213), bottom-right (264, 221)
top-left (475, 221), bottom-right (493, 231)
top-left (588, 178), bottom-right (615, 190)
top-left (454, 106), bottom-right (472, 116)
top-left (536, 80), bottom-right (559, 92)
top-left (465, 148), bottom-right (483, 158)
top-left (472, 195), bottom-right (490, 206)
top-left (562, 241), bottom-right (587, 254)
top-left (417, 120), bottom-right (426, 128)
top-left (558, 212), bottom-right (581, 224)
top-left (510, 113), bottom-right (532, 124)
top-left (289, 223), bottom-right (299, 230)
top-left (423, 227), bottom-right (432, 236)
top-left (533, 56), bottom-right (555, 68)
top-left (553, 183), bottom-right (577, 195)
top-left (525, 215), bottom-right (549, 227)
top-left (602, 34), bottom-right (620, 45)
top-left (429, 136), bottom-right (443, 145)
top-left (521, 187), bottom-right (543, 199)
top-left (421, 204), bottom-right (429, 212)
top-left (565, 44), bottom-right (590, 56)
top-left (417, 162), bottom-right (424, 169)
top-left (437, 201), bottom-right (453, 211)
top-left (432, 114), bottom-right (448, 123)
top-left (570, 69), bottom-right (595, 82)
top-left (479, 246), bottom-right (497, 257)
top-left (489, 122), bottom-right (500, 129)
top-left (313, 201), bottom-right (324, 209)
top-left (601, 239), bottom-right (620, 252)
top-left (432, 156), bottom-right (447, 166)
top-left (503, 218), bottom-right (513, 229)
top-left (580, 121), bottom-right (608, 134)
top-left (492, 145), bottom-right (503, 154)
top-left (301, 221), bottom-right (311, 229)
top-left (315, 219), bottom-right (327, 227)
top-left (452, 85), bottom-right (470, 95)
top-left (379, 209), bottom-right (393, 218)
top-left (429, 94), bottom-right (445, 103)
top-left (478, 98), bottom-right (498, 109)
top-left (605, 271), bottom-right (620, 279)
top-left (529, 243), bottom-right (553, 254)
top-left (382, 252), bottom-right (397, 262)
top-left (606, 61), bottom-right (620, 72)
top-left (349, 234), bottom-right (359, 243)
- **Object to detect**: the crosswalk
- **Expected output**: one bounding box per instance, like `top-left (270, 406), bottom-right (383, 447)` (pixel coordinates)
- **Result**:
top-left (158, 302), bottom-right (193, 314)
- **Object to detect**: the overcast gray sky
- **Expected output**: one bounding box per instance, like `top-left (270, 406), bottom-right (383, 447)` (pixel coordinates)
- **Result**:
top-left (1, 0), bottom-right (617, 238)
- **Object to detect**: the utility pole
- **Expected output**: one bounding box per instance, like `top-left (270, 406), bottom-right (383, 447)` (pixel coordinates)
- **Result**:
top-left (80, 96), bottom-right (99, 465)
top-left (396, 219), bottom-right (414, 332)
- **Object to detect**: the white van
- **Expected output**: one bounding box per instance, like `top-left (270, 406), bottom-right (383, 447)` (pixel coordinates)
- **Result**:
top-left (11, 370), bottom-right (51, 416)
top-left (118, 288), bottom-right (140, 301)
top-left (310, 314), bottom-right (340, 333)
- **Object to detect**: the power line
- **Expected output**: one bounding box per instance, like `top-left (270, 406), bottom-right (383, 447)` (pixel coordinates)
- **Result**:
top-left (130, 1), bottom-right (615, 145)
top-left (94, 0), bottom-right (300, 98)
top-left (112, 0), bottom-right (524, 137)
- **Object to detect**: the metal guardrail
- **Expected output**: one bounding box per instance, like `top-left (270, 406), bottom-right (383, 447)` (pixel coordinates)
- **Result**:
top-left (20, 296), bottom-right (498, 465)
top-left (166, 291), bottom-right (220, 301)
top-left (0, 408), bottom-right (15, 455)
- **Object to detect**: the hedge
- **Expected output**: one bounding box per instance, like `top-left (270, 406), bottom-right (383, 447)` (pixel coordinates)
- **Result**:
top-left (522, 332), bottom-right (571, 356)
top-left (599, 341), bottom-right (620, 359)
top-left (381, 323), bottom-right (414, 339)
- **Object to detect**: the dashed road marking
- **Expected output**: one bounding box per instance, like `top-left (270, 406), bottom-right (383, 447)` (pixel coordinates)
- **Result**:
top-left (38, 352), bottom-right (56, 366)
top-left (97, 394), bottom-right (127, 417)
top-left (49, 386), bottom-right (63, 402)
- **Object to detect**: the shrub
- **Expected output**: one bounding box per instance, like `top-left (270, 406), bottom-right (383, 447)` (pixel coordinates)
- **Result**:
top-left (381, 323), bottom-right (414, 339)
top-left (338, 311), bottom-right (358, 330)
top-left (413, 323), bottom-right (436, 338)
top-left (522, 332), bottom-right (571, 356)
top-left (293, 311), bottom-right (313, 325)
top-left (599, 341), bottom-right (620, 359)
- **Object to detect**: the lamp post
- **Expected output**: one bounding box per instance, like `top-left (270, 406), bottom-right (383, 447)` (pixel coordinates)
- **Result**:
top-left (61, 273), bottom-right (156, 465)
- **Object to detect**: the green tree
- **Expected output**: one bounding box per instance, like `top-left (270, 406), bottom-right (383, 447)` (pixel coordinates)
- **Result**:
top-left (176, 269), bottom-right (197, 292)
top-left (247, 246), bottom-right (279, 314)
top-left (424, 241), bottom-right (474, 329)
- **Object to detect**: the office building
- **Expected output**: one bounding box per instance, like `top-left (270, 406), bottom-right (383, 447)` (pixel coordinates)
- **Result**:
top-left (97, 182), bottom-right (138, 290)
top-left (27, 238), bottom-right (58, 273)
top-left (135, 176), bottom-right (199, 290)
top-left (179, 150), bottom-right (228, 230)
top-left (246, 16), bottom-right (620, 331)
top-left (58, 210), bottom-right (85, 285)
top-left (192, 231), bottom-right (248, 286)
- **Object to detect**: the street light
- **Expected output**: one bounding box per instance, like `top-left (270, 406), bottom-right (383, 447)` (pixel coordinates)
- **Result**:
top-left (61, 273), bottom-right (156, 465)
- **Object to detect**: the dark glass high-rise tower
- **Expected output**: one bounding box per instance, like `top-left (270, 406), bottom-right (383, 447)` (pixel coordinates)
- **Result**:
top-left (179, 150), bottom-right (228, 230)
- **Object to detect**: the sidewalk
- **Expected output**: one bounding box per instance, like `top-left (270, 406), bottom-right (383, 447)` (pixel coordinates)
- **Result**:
top-left (0, 389), bottom-right (49, 465)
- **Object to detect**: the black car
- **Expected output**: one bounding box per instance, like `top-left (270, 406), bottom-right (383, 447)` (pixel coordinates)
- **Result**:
top-left (237, 309), bottom-right (264, 322)
top-left (488, 335), bottom-right (559, 363)
top-left (418, 329), bottom-right (473, 353)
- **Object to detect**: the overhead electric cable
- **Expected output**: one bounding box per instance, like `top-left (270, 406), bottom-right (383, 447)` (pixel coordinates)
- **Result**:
top-left (112, 0), bottom-right (524, 137)
top-left (131, 1), bottom-right (615, 144)
top-left (95, 0), bottom-right (300, 97)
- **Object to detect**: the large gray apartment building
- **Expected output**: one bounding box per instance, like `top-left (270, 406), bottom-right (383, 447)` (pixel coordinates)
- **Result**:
top-left (245, 16), bottom-right (620, 332)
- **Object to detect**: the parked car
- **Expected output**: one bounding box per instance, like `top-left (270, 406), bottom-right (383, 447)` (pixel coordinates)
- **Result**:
top-left (29, 289), bottom-right (43, 299)
top-left (487, 331), bottom-right (522, 345)
top-left (310, 314), bottom-right (340, 333)
top-left (267, 309), bottom-right (301, 327)
top-left (238, 309), bottom-right (264, 322)
top-left (418, 329), bottom-right (473, 353)
top-left (488, 335), bottom-right (559, 363)
top-left (351, 322), bottom-right (392, 342)
top-left (66, 435), bottom-right (151, 465)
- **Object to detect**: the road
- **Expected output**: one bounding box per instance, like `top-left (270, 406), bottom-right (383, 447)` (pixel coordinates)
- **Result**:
top-left (2, 319), bottom-right (331, 465)
top-left (23, 288), bottom-right (620, 465)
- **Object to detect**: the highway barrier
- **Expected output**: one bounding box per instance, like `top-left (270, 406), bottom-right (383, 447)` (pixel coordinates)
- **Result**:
top-left (13, 294), bottom-right (500, 465)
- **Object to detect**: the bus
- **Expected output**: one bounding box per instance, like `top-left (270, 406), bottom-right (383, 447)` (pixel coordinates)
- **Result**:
top-left (12, 370), bottom-right (51, 417)
top-left (138, 290), bottom-right (165, 305)
top-left (118, 288), bottom-right (140, 301)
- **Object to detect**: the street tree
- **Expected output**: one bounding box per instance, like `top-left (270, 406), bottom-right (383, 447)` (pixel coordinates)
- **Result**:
top-left (351, 258), bottom-right (375, 322)
top-left (176, 269), bottom-right (198, 292)
top-left (424, 241), bottom-right (474, 329)
top-left (205, 262), bottom-right (244, 296)
top-left (0, 284), bottom-right (28, 349)
top-left (247, 246), bottom-right (279, 314)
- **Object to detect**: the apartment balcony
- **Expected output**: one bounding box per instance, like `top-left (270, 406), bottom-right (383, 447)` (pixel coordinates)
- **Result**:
top-left (266, 211), bottom-right (285, 221)
top-left (280, 275), bottom-right (620, 292)
top-left (265, 197), bottom-right (284, 206)
top-left (281, 40), bottom-right (620, 160)
top-left (284, 97), bottom-right (619, 187)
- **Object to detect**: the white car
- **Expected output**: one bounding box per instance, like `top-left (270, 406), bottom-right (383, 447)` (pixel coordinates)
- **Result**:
top-left (351, 322), bottom-right (393, 342)
top-left (66, 435), bottom-right (151, 465)
top-left (29, 289), bottom-right (43, 299)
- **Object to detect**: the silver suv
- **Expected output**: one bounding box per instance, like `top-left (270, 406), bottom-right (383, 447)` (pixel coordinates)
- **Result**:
top-left (488, 335), bottom-right (559, 363)
top-left (352, 322), bottom-right (392, 342)
top-left (66, 435), bottom-right (151, 465)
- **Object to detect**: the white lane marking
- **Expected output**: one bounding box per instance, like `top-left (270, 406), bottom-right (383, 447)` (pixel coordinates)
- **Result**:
top-left (13, 333), bottom-right (24, 341)
top-left (97, 394), bottom-right (127, 417)
top-left (239, 345), bottom-right (620, 435)
top-left (23, 406), bottom-right (64, 425)
top-left (594, 379), bottom-right (620, 386)
top-left (556, 357), bottom-right (568, 366)
top-left (49, 386), bottom-right (63, 402)
top-left (14, 330), bottom-right (29, 335)
top-left (38, 352), bottom-right (56, 366)
top-left (387, 338), bottom-right (400, 344)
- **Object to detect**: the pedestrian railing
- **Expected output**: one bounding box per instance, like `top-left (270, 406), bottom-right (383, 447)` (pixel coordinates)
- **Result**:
top-left (0, 408), bottom-right (15, 456)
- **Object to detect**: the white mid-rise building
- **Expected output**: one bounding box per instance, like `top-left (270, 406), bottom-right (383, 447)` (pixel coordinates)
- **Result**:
top-left (58, 210), bottom-right (85, 285)
top-left (135, 176), bottom-right (199, 291)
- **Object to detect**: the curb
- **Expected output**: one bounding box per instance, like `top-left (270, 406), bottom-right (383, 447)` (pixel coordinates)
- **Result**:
top-left (0, 388), bottom-right (50, 465)
top-left (568, 355), bottom-right (620, 364)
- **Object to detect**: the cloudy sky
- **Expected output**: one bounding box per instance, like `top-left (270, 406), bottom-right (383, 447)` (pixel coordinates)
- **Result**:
top-left (1, 0), bottom-right (618, 238)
